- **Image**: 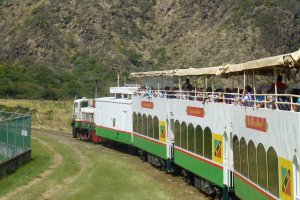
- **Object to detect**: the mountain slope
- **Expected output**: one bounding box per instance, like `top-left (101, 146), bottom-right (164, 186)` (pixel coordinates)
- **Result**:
top-left (0, 0), bottom-right (299, 99)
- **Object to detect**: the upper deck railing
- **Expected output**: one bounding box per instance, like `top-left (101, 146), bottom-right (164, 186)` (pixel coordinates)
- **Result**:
top-left (134, 89), bottom-right (300, 112)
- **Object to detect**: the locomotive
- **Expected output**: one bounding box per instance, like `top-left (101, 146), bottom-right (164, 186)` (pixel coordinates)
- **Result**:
top-left (72, 49), bottom-right (300, 200)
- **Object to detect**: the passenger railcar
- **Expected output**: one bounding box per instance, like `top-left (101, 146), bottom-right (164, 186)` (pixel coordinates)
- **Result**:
top-left (72, 49), bottom-right (300, 200)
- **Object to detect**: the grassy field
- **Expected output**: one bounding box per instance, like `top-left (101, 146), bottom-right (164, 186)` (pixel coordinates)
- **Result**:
top-left (0, 99), bottom-right (73, 133)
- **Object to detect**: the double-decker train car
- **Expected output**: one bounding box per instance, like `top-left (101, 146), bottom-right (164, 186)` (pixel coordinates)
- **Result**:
top-left (72, 49), bottom-right (300, 200)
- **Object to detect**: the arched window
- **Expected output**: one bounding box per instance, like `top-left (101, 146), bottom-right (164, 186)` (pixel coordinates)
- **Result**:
top-left (240, 137), bottom-right (248, 177)
top-left (175, 120), bottom-right (180, 146)
top-left (267, 147), bottom-right (279, 197)
top-left (132, 112), bottom-right (137, 133)
top-left (153, 116), bottom-right (159, 140)
top-left (257, 143), bottom-right (267, 189)
top-left (181, 122), bottom-right (187, 149)
top-left (148, 115), bottom-right (153, 138)
top-left (233, 135), bottom-right (240, 172)
top-left (188, 123), bottom-right (195, 153)
top-left (248, 140), bottom-right (257, 182)
top-left (195, 125), bottom-right (203, 156)
top-left (204, 127), bottom-right (212, 159)
top-left (137, 113), bottom-right (142, 134)
top-left (142, 114), bottom-right (147, 136)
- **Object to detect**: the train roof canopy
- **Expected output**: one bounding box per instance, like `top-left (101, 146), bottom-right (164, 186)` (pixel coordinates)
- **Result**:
top-left (130, 49), bottom-right (300, 78)
top-left (221, 49), bottom-right (300, 75)
top-left (129, 70), bottom-right (175, 78)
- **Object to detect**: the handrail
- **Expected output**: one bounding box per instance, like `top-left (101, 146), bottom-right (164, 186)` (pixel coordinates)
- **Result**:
top-left (134, 89), bottom-right (300, 112)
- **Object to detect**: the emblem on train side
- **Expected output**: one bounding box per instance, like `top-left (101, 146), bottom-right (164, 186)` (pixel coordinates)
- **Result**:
top-left (281, 167), bottom-right (291, 196)
top-left (212, 134), bottom-right (223, 164)
top-left (245, 115), bottom-right (268, 132)
top-left (141, 101), bottom-right (154, 109)
top-left (279, 157), bottom-right (293, 200)
top-left (186, 106), bottom-right (204, 118)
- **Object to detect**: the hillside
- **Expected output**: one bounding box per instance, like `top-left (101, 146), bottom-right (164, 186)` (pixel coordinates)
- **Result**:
top-left (0, 0), bottom-right (299, 99)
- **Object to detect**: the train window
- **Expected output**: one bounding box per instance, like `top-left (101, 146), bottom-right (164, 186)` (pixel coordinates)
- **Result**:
top-left (81, 101), bottom-right (89, 108)
top-left (257, 143), bottom-right (267, 189)
top-left (132, 112), bottom-right (137, 133)
top-left (188, 123), bottom-right (195, 153)
top-left (240, 138), bottom-right (248, 177)
top-left (195, 125), bottom-right (203, 156)
top-left (175, 120), bottom-right (180, 147)
top-left (142, 114), bottom-right (147, 136)
top-left (181, 122), bottom-right (187, 149)
top-left (153, 116), bottom-right (159, 140)
top-left (248, 140), bottom-right (257, 183)
top-left (148, 115), bottom-right (153, 138)
top-left (267, 147), bottom-right (279, 197)
top-left (233, 135), bottom-right (240, 172)
top-left (204, 127), bottom-right (212, 160)
top-left (137, 113), bottom-right (142, 134)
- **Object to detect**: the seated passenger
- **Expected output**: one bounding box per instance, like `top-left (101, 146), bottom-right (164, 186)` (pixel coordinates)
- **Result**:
top-left (266, 90), bottom-right (276, 109)
top-left (255, 89), bottom-right (265, 109)
top-left (225, 88), bottom-right (233, 104)
top-left (293, 97), bottom-right (300, 112)
top-left (239, 85), bottom-right (253, 107)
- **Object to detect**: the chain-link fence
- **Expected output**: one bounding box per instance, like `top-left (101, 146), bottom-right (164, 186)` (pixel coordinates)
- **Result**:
top-left (0, 111), bottom-right (31, 163)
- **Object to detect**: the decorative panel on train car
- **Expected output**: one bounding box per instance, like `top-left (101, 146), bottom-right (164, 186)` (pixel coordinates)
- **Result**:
top-left (159, 121), bottom-right (166, 143)
top-left (245, 115), bottom-right (268, 132)
top-left (279, 157), bottom-right (293, 200)
top-left (186, 106), bottom-right (204, 118)
top-left (212, 134), bottom-right (223, 164)
top-left (141, 101), bottom-right (154, 109)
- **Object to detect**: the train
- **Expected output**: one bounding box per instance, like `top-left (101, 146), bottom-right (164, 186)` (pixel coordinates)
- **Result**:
top-left (71, 49), bottom-right (300, 200)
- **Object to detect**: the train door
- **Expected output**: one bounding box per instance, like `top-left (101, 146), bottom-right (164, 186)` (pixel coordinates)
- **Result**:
top-left (167, 118), bottom-right (175, 160)
top-left (223, 126), bottom-right (234, 194)
top-left (294, 156), bottom-right (300, 200)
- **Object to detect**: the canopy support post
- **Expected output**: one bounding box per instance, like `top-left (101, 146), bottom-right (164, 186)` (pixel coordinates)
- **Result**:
top-left (274, 68), bottom-right (278, 110)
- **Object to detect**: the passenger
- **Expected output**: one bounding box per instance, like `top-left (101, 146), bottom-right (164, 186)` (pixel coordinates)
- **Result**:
top-left (196, 88), bottom-right (204, 101)
top-left (239, 85), bottom-right (253, 107)
top-left (271, 74), bottom-right (288, 94)
top-left (270, 75), bottom-right (289, 110)
top-left (293, 97), bottom-right (300, 112)
top-left (204, 87), bottom-right (212, 103)
top-left (225, 88), bottom-right (233, 104)
top-left (255, 89), bottom-right (265, 109)
top-left (182, 78), bottom-right (193, 91)
top-left (266, 90), bottom-right (276, 109)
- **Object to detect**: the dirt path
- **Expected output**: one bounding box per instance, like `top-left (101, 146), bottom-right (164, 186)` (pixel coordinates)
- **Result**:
top-left (0, 136), bottom-right (62, 200)
top-left (41, 138), bottom-right (92, 199)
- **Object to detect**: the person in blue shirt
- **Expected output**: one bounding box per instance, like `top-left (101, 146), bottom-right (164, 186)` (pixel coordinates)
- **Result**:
top-left (239, 85), bottom-right (253, 107)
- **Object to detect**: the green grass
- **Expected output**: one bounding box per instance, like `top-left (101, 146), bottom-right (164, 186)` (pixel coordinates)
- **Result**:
top-left (53, 145), bottom-right (174, 200)
top-left (0, 138), bottom-right (52, 196)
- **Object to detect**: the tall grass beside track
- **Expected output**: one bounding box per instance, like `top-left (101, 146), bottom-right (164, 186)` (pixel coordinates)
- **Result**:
top-left (0, 99), bottom-right (73, 133)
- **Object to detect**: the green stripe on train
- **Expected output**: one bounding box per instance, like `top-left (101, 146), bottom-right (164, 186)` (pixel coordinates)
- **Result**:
top-left (95, 126), bottom-right (131, 145)
top-left (74, 122), bottom-right (94, 130)
top-left (133, 134), bottom-right (167, 159)
top-left (174, 149), bottom-right (223, 187)
top-left (234, 176), bottom-right (272, 200)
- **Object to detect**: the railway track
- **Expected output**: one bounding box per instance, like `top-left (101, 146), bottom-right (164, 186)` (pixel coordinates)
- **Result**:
top-left (32, 128), bottom-right (72, 138)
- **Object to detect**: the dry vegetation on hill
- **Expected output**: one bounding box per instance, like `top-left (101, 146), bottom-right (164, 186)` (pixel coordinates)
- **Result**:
top-left (0, 0), bottom-right (299, 98)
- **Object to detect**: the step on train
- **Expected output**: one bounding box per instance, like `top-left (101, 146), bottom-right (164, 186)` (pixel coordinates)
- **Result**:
top-left (72, 49), bottom-right (300, 200)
